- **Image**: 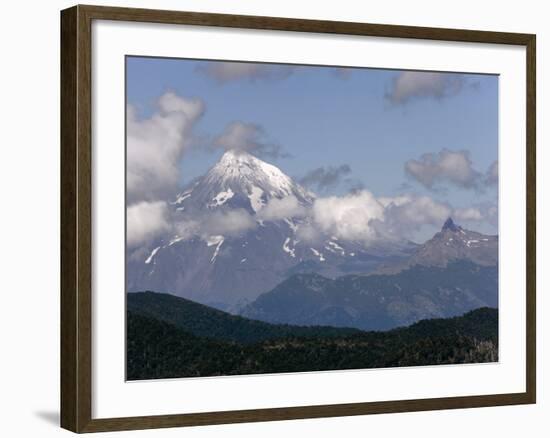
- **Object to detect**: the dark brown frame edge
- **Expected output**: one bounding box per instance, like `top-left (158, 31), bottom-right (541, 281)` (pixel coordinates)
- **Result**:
top-left (60, 4), bottom-right (536, 433)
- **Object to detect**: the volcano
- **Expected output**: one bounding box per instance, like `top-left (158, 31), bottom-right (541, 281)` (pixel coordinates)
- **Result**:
top-left (126, 151), bottom-right (416, 310)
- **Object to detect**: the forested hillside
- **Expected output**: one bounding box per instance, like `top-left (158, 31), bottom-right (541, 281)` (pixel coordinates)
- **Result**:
top-left (127, 292), bottom-right (498, 380)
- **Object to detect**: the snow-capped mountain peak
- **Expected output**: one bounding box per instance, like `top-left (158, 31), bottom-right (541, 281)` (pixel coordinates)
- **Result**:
top-left (207, 150), bottom-right (291, 190)
top-left (174, 150), bottom-right (313, 213)
top-left (206, 150), bottom-right (312, 202)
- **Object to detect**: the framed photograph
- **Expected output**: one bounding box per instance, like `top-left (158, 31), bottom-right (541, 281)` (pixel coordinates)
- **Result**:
top-left (60, 4), bottom-right (536, 433)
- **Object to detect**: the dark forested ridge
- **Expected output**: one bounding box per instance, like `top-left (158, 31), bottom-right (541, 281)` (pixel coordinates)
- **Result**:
top-left (127, 292), bottom-right (498, 380)
top-left (127, 291), bottom-right (361, 344)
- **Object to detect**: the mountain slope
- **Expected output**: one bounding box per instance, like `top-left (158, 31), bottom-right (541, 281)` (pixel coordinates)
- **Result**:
top-left (177, 149), bottom-right (314, 213)
top-left (127, 303), bottom-right (498, 380)
top-left (377, 218), bottom-right (498, 274)
top-left (241, 260), bottom-right (498, 330)
top-left (127, 291), bottom-right (360, 344)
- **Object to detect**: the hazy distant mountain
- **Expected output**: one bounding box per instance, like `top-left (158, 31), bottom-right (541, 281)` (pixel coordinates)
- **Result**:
top-left (127, 151), bottom-right (416, 309)
top-left (241, 259), bottom-right (498, 331)
top-left (240, 219), bottom-right (498, 331)
top-left (376, 218), bottom-right (498, 274)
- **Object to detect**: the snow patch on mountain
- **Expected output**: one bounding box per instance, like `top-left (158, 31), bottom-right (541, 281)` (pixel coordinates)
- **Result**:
top-left (209, 188), bottom-right (234, 207)
top-left (168, 236), bottom-right (183, 246)
top-left (249, 186), bottom-right (265, 212)
top-left (145, 246), bottom-right (161, 264)
top-left (283, 237), bottom-right (296, 258)
top-left (327, 241), bottom-right (345, 255)
top-left (284, 218), bottom-right (298, 232)
top-left (174, 192), bottom-right (192, 205)
top-left (206, 235), bottom-right (224, 263)
top-left (310, 248), bottom-right (325, 262)
top-left (206, 235), bottom-right (224, 246)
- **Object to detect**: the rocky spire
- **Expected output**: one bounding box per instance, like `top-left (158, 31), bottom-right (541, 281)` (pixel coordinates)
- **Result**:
top-left (442, 217), bottom-right (460, 232)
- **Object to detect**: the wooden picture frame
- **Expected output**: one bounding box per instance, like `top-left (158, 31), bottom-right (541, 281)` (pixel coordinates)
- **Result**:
top-left (61, 4), bottom-right (536, 433)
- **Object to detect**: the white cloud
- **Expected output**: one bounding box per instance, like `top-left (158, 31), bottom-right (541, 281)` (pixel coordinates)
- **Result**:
top-left (378, 196), bottom-right (497, 238)
top-left (454, 202), bottom-right (498, 227)
top-left (299, 164), bottom-right (352, 191)
top-left (376, 195), bottom-right (452, 238)
top-left (127, 91), bottom-right (204, 203)
top-left (288, 190), bottom-right (458, 244)
top-left (295, 223), bottom-right (322, 243)
top-left (454, 207), bottom-right (483, 221)
top-left (486, 204), bottom-right (498, 227)
top-left (405, 149), bottom-right (481, 189)
top-left (213, 122), bottom-right (259, 151)
top-left (173, 218), bottom-right (200, 241)
top-left (197, 62), bottom-right (296, 83)
top-left (308, 191), bottom-right (454, 244)
top-left (258, 196), bottom-right (307, 221)
top-left (169, 208), bottom-right (258, 243)
top-left (202, 209), bottom-right (256, 237)
top-left (377, 195), bottom-right (412, 208)
top-left (127, 201), bottom-right (171, 247)
top-left (311, 190), bottom-right (385, 243)
top-left (387, 71), bottom-right (465, 104)
top-left (213, 121), bottom-right (288, 159)
top-left (126, 190), bottom-right (495, 249)
top-left (485, 160), bottom-right (498, 185)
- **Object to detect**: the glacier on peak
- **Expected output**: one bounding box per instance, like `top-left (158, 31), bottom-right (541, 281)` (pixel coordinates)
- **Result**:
top-left (203, 150), bottom-right (313, 205)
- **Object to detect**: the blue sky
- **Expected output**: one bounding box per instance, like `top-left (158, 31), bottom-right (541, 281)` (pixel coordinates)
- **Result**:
top-left (126, 56), bottom-right (498, 240)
